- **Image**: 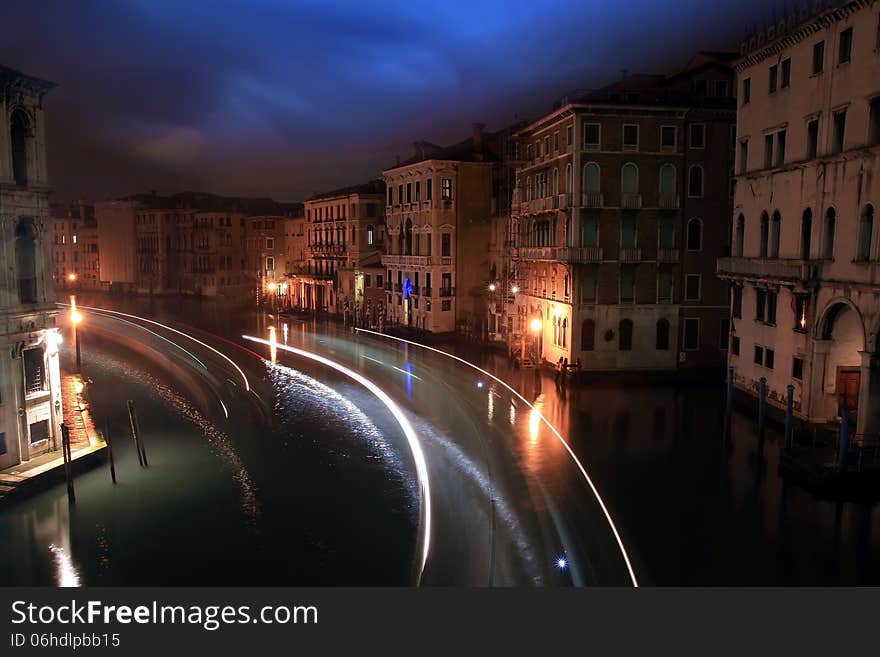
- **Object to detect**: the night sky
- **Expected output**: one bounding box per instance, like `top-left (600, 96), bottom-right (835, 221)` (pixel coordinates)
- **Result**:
top-left (1, 0), bottom-right (786, 203)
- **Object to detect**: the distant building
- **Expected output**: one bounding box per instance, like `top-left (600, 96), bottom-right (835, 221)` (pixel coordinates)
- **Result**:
top-left (246, 215), bottom-right (287, 306)
top-left (0, 65), bottom-right (64, 469)
top-left (508, 53), bottom-right (737, 370)
top-left (383, 125), bottom-right (502, 335)
top-left (52, 200), bottom-right (101, 291)
top-left (298, 181), bottom-right (385, 319)
top-left (718, 0), bottom-right (880, 439)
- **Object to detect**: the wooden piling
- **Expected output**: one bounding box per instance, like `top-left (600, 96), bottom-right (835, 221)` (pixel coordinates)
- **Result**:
top-left (105, 420), bottom-right (117, 484)
top-left (127, 400), bottom-right (144, 468)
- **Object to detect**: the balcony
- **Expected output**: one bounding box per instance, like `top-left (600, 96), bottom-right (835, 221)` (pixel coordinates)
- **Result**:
top-left (558, 193), bottom-right (570, 209)
top-left (422, 286), bottom-right (433, 297)
top-left (658, 193), bottom-right (680, 210)
top-left (311, 243), bottom-right (346, 256)
top-left (518, 246), bottom-right (560, 261)
top-left (621, 193), bottom-right (642, 210)
top-left (619, 247), bottom-right (642, 262)
top-left (439, 287), bottom-right (455, 297)
top-left (566, 246), bottom-right (603, 263)
top-left (516, 246), bottom-right (603, 263)
top-left (716, 257), bottom-right (823, 285)
top-left (581, 193), bottom-right (603, 208)
top-left (657, 247), bottom-right (679, 262)
top-left (394, 283), bottom-right (403, 292)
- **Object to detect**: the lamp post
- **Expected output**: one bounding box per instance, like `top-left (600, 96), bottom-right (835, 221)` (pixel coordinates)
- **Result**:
top-left (70, 295), bottom-right (83, 373)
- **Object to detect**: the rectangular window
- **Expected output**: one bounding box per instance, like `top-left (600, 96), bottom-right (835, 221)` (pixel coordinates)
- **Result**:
top-left (623, 124), bottom-right (639, 150)
top-left (807, 118), bottom-right (819, 158)
top-left (742, 77), bottom-right (751, 104)
top-left (792, 357), bottom-right (804, 380)
top-left (766, 291), bottom-right (777, 325)
top-left (839, 27), bottom-right (853, 64)
top-left (689, 124), bottom-right (705, 149)
top-left (566, 125), bottom-right (573, 145)
top-left (620, 265), bottom-right (635, 302)
top-left (658, 270), bottom-right (673, 303)
top-left (754, 344), bottom-right (764, 365)
top-left (774, 129), bottom-right (786, 167)
top-left (440, 178), bottom-right (452, 201)
top-left (398, 185), bottom-right (403, 204)
top-left (582, 212), bottom-right (598, 247)
top-left (685, 274), bottom-right (701, 301)
top-left (582, 268), bottom-right (597, 302)
top-left (769, 64), bottom-right (778, 93)
top-left (29, 420), bottom-right (49, 444)
top-left (765, 348), bottom-right (775, 370)
top-left (733, 285), bottom-right (743, 318)
top-left (660, 126), bottom-right (676, 149)
top-left (406, 183), bottom-right (412, 203)
top-left (732, 336), bottom-right (741, 356)
top-left (426, 179), bottom-right (432, 201)
top-left (415, 181), bottom-right (421, 201)
top-left (266, 256), bottom-right (274, 272)
top-left (739, 139), bottom-right (749, 174)
top-left (715, 80), bottom-right (728, 97)
top-left (683, 318), bottom-right (700, 350)
top-left (265, 237), bottom-right (274, 250)
top-left (813, 41), bottom-right (825, 74)
top-left (693, 79), bottom-right (708, 96)
top-left (781, 58), bottom-right (791, 88)
top-left (376, 275), bottom-right (383, 289)
top-left (554, 131), bottom-right (560, 151)
top-left (23, 347), bottom-right (45, 395)
top-left (583, 123), bottom-right (600, 149)
top-left (868, 98), bottom-right (880, 146)
top-left (364, 274), bottom-right (371, 288)
top-left (621, 212), bottom-right (637, 249)
top-left (756, 289), bottom-right (766, 322)
top-left (833, 110), bottom-right (846, 153)
top-left (441, 233), bottom-right (451, 257)
top-left (764, 133), bottom-right (774, 168)
top-left (442, 300), bottom-right (451, 311)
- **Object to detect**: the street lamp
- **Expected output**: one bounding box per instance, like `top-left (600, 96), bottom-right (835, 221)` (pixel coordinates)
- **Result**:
top-left (267, 281), bottom-right (277, 312)
top-left (488, 282), bottom-right (496, 292)
top-left (67, 272), bottom-right (77, 285)
top-left (70, 295), bottom-right (83, 373)
top-left (511, 285), bottom-right (519, 294)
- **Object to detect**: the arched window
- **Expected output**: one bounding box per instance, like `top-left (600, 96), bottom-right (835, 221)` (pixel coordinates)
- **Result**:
top-left (565, 163), bottom-right (572, 192)
top-left (10, 109), bottom-right (30, 186)
top-left (621, 163), bottom-right (638, 195)
top-left (581, 319), bottom-right (595, 351)
top-left (655, 318), bottom-right (670, 350)
top-left (857, 204), bottom-right (874, 261)
top-left (759, 211), bottom-right (769, 257)
top-left (659, 164), bottom-right (676, 194)
top-left (405, 218), bottom-right (413, 255)
top-left (552, 168), bottom-right (559, 196)
top-left (15, 218), bottom-right (38, 304)
top-left (800, 209), bottom-right (812, 260)
top-left (823, 208), bottom-right (836, 259)
top-left (619, 319), bottom-right (633, 351)
top-left (770, 211), bottom-right (781, 257)
top-left (582, 162), bottom-right (600, 194)
top-left (367, 224), bottom-right (374, 246)
top-left (735, 214), bottom-right (745, 257)
top-left (686, 217), bottom-right (703, 251)
top-left (687, 165), bottom-right (704, 197)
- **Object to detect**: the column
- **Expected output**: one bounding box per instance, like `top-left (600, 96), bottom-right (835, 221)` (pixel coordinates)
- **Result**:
top-left (807, 338), bottom-right (832, 422)
top-left (856, 350), bottom-right (879, 444)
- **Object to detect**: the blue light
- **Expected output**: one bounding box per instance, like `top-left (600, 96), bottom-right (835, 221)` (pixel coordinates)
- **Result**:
top-left (476, 381), bottom-right (484, 389)
top-left (403, 277), bottom-right (414, 300)
top-left (556, 557), bottom-right (568, 570)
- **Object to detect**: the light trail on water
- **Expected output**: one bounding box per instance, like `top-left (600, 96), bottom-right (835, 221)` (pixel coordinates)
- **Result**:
top-left (353, 328), bottom-right (639, 587)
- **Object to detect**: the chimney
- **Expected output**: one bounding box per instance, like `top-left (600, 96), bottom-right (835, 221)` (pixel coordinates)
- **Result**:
top-left (472, 122), bottom-right (485, 161)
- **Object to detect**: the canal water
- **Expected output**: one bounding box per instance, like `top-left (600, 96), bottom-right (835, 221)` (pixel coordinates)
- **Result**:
top-left (3, 293), bottom-right (877, 585)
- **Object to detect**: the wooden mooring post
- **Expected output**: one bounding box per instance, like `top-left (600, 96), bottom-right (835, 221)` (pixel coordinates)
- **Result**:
top-left (127, 400), bottom-right (148, 467)
top-left (105, 420), bottom-right (117, 484)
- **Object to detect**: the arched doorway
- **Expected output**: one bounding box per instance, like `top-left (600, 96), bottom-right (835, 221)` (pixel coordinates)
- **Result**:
top-left (820, 301), bottom-right (866, 422)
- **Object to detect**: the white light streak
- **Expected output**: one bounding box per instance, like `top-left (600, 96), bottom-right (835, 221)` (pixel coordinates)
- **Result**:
top-left (67, 304), bottom-right (250, 392)
top-left (353, 328), bottom-right (639, 587)
top-left (242, 334), bottom-right (432, 585)
top-left (219, 399), bottom-right (229, 419)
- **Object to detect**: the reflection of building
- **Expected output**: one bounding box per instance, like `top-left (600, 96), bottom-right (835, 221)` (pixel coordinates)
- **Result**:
top-left (383, 125), bottom-right (502, 334)
top-left (52, 200), bottom-right (102, 291)
top-left (298, 181), bottom-right (385, 317)
top-left (719, 0), bottom-right (880, 439)
top-left (0, 65), bottom-right (64, 469)
top-left (509, 53), bottom-right (736, 370)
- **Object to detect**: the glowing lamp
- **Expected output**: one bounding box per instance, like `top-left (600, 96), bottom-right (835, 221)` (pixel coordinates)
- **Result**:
top-left (511, 285), bottom-right (519, 294)
top-left (530, 318), bottom-right (542, 333)
top-left (267, 282), bottom-right (277, 293)
top-left (67, 273), bottom-right (77, 282)
top-left (488, 283), bottom-right (496, 292)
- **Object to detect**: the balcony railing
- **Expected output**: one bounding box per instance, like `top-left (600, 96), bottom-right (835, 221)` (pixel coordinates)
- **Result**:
top-left (619, 247), bottom-right (642, 262)
top-left (566, 246), bottom-right (603, 263)
top-left (439, 287), bottom-right (455, 297)
top-left (582, 192), bottom-right (603, 208)
top-left (658, 193), bottom-right (680, 210)
top-left (657, 247), bottom-right (679, 262)
top-left (621, 193), bottom-right (642, 209)
top-left (517, 246), bottom-right (604, 263)
top-left (422, 286), bottom-right (432, 297)
top-left (716, 257), bottom-right (822, 283)
top-left (558, 193), bottom-right (570, 209)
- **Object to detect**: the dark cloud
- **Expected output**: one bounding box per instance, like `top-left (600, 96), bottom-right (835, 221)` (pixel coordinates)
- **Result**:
top-left (0, 0), bottom-right (786, 202)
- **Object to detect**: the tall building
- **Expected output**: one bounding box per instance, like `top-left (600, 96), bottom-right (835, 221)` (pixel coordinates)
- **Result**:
top-left (0, 65), bottom-right (64, 469)
top-left (718, 0), bottom-right (880, 439)
top-left (246, 214), bottom-right (287, 306)
top-left (298, 181), bottom-right (385, 318)
top-left (52, 200), bottom-right (101, 291)
top-left (508, 53), bottom-right (736, 371)
top-left (383, 125), bottom-right (502, 335)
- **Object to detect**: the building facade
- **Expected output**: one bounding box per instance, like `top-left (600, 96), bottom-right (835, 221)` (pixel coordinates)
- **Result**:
top-left (383, 127), bottom-right (500, 335)
top-left (507, 54), bottom-right (736, 371)
top-left (298, 181), bottom-right (385, 319)
top-left (52, 200), bottom-right (101, 292)
top-left (718, 0), bottom-right (880, 440)
top-left (0, 65), bottom-right (64, 469)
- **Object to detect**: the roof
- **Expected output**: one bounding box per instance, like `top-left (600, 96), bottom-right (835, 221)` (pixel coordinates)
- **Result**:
top-left (386, 131), bottom-right (502, 172)
top-left (118, 191), bottom-right (302, 216)
top-left (0, 64), bottom-right (56, 96)
top-left (306, 179), bottom-right (385, 202)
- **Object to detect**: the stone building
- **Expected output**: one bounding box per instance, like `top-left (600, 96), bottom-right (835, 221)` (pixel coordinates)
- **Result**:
top-left (298, 181), bottom-right (385, 319)
top-left (246, 214), bottom-right (288, 307)
top-left (508, 53), bottom-right (737, 371)
top-left (0, 65), bottom-right (64, 469)
top-left (383, 126), bottom-right (502, 335)
top-left (52, 200), bottom-right (101, 292)
top-left (718, 0), bottom-right (880, 440)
